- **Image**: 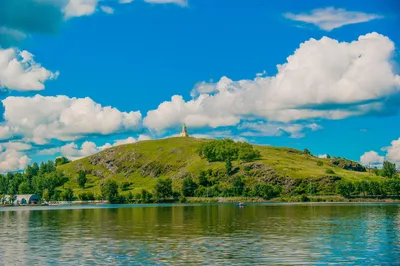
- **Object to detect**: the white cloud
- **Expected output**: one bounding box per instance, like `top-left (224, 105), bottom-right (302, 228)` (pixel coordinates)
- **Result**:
top-left (238, 122), bottom-right (322, 138)
top-left (144, 33), bottom-right (400, 132)
top-left (0, 141), bottom-right (32, 151)
top-left (144, 0), bottom-right (188, 6)
top-left (0, 48), bottom-right (58, 91)
top-left (39, 135), bottom-right (152, 159)
top-left (360, 150), bottom-right (385, 166)
top-left (386, 138), bottom-right (400, 165)
top-left (60, 141), bottom-right (100, 160)
top-left (2, 95), bottom-right (142, 144)
top-left (318, 154), bottom-right (328, 159)
top-left (0, 126), bottom-right (13, 141)
top-left (0, 146), bottom-right (31, 173)
top-left (119, 0), bottom-right (133, 3)
top-left (100, 6), bottom-right (114, 14)
top-left (64, 0), bottom-right (99, 19)
top-left (284, 7), bottom-right (383, 31)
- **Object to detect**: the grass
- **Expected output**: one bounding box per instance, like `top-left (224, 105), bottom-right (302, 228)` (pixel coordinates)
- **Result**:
top-left (58, 137), bottom-right (380, 196)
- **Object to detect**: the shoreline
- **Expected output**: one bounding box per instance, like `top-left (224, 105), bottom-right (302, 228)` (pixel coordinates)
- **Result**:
top-left (2, 196), bottom-right (400, 208)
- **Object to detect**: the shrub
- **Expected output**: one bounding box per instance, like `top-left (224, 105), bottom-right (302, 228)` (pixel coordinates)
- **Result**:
top-left (182, 177), bottom-right (198, 197)
top-left (325, 169), bottom-right (335, 174)
top-left (317, 161), bottom-right (323, 166)
top-left (179, 195), bottom-right (187, 203)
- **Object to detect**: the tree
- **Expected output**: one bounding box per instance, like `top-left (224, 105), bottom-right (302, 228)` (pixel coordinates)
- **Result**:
top-left (42, 189), bottom-right (50, 201)
top-left (182, 177), bottom-right (197, 197)
top-left (62, 188), bottom-right (74, 201)
top-left (197, 138), bottom-right (260, 162)
top-left (198, 171), bottom-right (209, 187)
top-left (18, 181), bottom-right (31, 194)
top-left (326, 154), bottom-right (331, 159)
top-left (141, 189), bottom-right (152, 203)
top-left (77, 170), bottom-right (87, 188)
top-left (101, 180), bottom-right (120, 203)
top-left (154, 178), bottom-right (173, 201)
top-left (55, 157), bottom-right (70, 166)
top-left (336, 181), bottom-right (354, 197)
top-left (303, 148), bottom-right (311, 156)
top-left (382, 161), bottom-right (397, 178)
top-left (232, 176), bottom-right (244, 196)
top-left (225, 157), bottom-right (232, 175)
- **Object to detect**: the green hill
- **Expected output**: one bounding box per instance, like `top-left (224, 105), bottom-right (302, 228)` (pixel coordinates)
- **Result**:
top-left (58, 137), bottom-right (378, 197)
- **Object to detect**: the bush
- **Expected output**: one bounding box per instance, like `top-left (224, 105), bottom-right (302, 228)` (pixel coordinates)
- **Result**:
top-left (325, 169), bottom-right (335, 174)
top-left (253, 183), bottom-right (281, 199)
top-left (121, 182), bottom-right (131, 191)
top-left (141, 189), bottom-right (153, 203)
top-left (300, 194), bottom-right (310, 202)
top-left (317, 161), bottom-right (323, 166)
top-left (179, 195), bottom-right (187, 203)
top-left (182, 177), bottom-right (198, 197)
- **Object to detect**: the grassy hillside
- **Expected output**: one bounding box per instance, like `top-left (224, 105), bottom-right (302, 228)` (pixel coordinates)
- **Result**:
top-left (58, 137), bottom-right (379, 197)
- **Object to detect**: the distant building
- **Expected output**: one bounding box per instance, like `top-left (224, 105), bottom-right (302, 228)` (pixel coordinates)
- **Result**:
top-left (179, 124), bottom-right (189, 137)
top-left (14, 194), bottom-right (41, 205)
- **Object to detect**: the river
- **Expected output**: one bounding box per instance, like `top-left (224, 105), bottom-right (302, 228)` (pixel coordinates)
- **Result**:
top-left (0, 203), bottom-right (399, 265)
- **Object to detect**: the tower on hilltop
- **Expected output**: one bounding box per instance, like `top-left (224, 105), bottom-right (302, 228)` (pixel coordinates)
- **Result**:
top-left (179, 124), bottom-right (189, 137)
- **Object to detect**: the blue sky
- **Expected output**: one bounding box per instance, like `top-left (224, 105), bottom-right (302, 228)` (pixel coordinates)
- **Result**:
top-left (0, 0), bottom-right (399, 172)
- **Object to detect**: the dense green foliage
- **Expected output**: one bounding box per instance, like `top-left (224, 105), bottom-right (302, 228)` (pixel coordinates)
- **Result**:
top-left (101, 180), bottom-right (120, 203)
top-left (382, 161), bottom-right (397, 178)
top-left (154, 178), bottom-right (173, 201)
top-left (182, 177), bottom-right (198, 197)
top-left (55, 157), bottom-right (70, 166)
top-left (77, 170), bottom-right (87, 188)
top-left (0, 161), bottom-right (68, 200)
top-left (198, 138), bottom-right (260, 162)
top-left (337, 179), bottom-right (400, 197)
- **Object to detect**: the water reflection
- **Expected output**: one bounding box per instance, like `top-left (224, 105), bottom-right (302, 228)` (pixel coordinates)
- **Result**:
top-left (0, 204), bottom-right (399, 265)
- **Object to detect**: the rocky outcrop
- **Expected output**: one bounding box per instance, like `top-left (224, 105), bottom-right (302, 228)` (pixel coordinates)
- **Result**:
top-left (329, 158), bottom-right (366, 172)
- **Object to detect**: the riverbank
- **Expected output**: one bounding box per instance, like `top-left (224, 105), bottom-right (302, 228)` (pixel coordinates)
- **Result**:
top-left (2, 196), bottom-right (400, 208)
top-left (184, 196), bottom-right (400, 203)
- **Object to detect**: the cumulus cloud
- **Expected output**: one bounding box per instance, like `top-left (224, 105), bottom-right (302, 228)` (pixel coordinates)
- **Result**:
top-left (2, 95), bottom-right (142, 144)
top-left (64, 0), bottom-right (99, 19)
top-left (145, 33), bottom-right (400, 132)
top-left (386, 138), bottom-right (400, 165)
top-left (0, 145), bottom-right (31, 173)
top-left (318, 154), bottom-right (328, 159)
top-left (119, 0), bottom-right (133, 3)
top-left (359, 138), bottom-right (400, 167)
top-left (0, 126), bottom-right (13, 141)
top-left (360, 150), bottom-right (385, 166)
top-left (39, 135), bottom-right (152, 160)
top-left (284, 7), bottom-right (383, 31)
top-left (0, 48), bottom-right (58, 91)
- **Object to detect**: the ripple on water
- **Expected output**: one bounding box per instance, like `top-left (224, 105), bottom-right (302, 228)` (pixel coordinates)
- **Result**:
top-left (0, 203), bottom-right (399, 265)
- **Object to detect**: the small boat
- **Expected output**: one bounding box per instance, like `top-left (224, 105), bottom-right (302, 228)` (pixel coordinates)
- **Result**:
top-left (237, 202), bottom-right (245, 207)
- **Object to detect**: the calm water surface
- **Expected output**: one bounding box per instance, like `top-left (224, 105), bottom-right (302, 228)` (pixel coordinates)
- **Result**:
top-left (0, 203), bottom-right (399, 265)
